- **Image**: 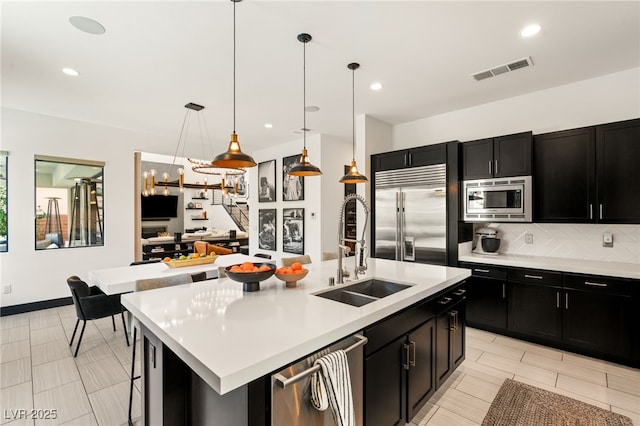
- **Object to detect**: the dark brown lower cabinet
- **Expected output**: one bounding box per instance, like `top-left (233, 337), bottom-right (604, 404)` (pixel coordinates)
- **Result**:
top-left (465, 276), bottom-right (507, 331)
top-left (406, 319), bottom-right (436, 420)
top-left (364, 319), bottom-right (436, 426)
top-left (364, 336), bottom-right (405, 426)
top-left (436, 298), bottom-right (465, 389)
top-left (563, 274), bottom-right (636, 364)
top-left (508, 281), bottom-right (562, 344)
top-left (364, 283), bottom-right (465, 425)
top-left (462, 263), bottom-right (639, 368)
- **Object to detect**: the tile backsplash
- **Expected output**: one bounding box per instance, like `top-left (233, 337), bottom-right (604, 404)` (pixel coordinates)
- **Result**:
top-left (475, 223), bottom-right (640, 264)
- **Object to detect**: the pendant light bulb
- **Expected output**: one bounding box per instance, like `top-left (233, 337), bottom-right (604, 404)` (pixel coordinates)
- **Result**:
top-left (288, 33), bottom-right (322, 177)
top-left (340, 62), bottom-right (368, 184)
top-left (212, 0), bottom-right (256, 169)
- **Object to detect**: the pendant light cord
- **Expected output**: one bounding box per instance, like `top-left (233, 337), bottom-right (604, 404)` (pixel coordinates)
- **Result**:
top-left (352, 67), bottom-right (355, 161)
top-left (303, 39), bottom-right (306, 150)
top-left (233, 0), bottom-right (236, 134)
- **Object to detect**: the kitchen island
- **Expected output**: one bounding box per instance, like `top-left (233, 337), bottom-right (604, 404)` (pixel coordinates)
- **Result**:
top-left (121, 258), bottom-right (470, 425)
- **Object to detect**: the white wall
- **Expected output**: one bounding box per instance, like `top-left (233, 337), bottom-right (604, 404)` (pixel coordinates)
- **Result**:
top-left (392, 67), bottom-right (640, 265)
top-left (0, 108), bottom-right (176, 306)
top-left (249, 133), bottom-right (351, 265)
top-left (393, 68), bottom-right (640, 148)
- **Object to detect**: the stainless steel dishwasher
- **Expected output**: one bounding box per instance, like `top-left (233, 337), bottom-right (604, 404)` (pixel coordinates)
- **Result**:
top-left (271, 334), bottom-right (366, 426)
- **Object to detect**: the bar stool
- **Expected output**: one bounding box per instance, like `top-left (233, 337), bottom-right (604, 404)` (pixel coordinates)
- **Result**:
top-left (128, 273), bottom-right (193, 426)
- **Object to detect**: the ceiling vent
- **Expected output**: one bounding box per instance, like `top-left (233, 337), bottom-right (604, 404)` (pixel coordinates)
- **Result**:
top-left (471, 56), bottom-right (534, 81)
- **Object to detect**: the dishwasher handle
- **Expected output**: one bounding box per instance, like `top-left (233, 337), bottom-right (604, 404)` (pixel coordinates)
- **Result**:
top-left (273, 334), bottom-right (368, 388)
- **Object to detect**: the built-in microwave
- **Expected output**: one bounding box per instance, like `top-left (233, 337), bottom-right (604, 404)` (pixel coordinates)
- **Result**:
top-left (463, 175), bottom-right (532, 222)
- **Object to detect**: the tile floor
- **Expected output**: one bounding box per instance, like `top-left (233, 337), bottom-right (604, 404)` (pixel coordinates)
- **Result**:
top-left (411, 328), bottom-right (640, 426)
top-left (1, 306), bottom-right (639, 426)
top-left (1, 305), bottom-right (141, 426)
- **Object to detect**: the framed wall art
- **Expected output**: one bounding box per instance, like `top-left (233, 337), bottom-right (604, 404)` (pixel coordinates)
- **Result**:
top-left (282, 208), bottom-right (304, 254)
top-left (258, 160), bottom-right (276, 202)
top-left (258, 209), bottom-right (276, 251)
top-left (282, 155), bottom-right (304, 201)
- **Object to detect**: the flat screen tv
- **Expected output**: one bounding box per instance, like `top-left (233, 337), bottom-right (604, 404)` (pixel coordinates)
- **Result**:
top-left (141, 195), bottom-right (179, 220)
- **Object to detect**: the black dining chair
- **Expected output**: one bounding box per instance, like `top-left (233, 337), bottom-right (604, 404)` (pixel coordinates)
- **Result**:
top-left (190, 271), bottom-right (208, 282)
top-left (66, 276), bottom-right (129, 357)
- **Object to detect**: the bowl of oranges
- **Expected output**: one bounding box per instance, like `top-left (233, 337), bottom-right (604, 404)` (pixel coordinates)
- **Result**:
top-left (274, 262), bottom-right (308, 288)
top-left (225, 262), bottom-right (276, 292)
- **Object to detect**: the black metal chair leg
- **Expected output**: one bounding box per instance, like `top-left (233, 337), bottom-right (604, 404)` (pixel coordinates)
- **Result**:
top-left (69, 319), bottom-right (80, 347)
top-left (121, 311), bottom-right (130, 346)
top-left (128, 326), bottom-right (140, 426)
top-left (112, 315), bottom-right (116, 331)
top-left (73, 321), bottom-right (87, 357)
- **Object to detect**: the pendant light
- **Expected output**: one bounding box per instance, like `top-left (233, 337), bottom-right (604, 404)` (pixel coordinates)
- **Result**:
top-left (340, 63), bottom-right (368, 184)
top-left (212, 0), bottom-right (256, 169)
top-left (288, 33), bottom-right (322, 177)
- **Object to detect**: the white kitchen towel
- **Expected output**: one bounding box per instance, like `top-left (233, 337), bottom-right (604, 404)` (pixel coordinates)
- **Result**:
top-left (310, 349), bottom-right (355, 426)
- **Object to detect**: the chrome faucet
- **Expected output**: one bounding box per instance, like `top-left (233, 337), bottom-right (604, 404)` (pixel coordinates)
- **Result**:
top-left (337, 193), bottom-right (370, 284)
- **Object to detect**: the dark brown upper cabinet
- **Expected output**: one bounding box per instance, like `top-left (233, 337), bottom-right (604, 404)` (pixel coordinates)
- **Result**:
top-left (534, 118), bottom-right (640, 223)
top-left (461, 131), bottom-right (532, 180)
top-left (373, 144), bottom-right (446, 172)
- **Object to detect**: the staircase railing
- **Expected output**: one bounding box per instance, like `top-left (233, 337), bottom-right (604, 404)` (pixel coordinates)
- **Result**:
top-left (222, 194), bottom-right (249, 232)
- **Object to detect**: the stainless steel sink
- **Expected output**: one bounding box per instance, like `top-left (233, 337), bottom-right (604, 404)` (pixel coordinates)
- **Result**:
top-left (314, 279), bottom-right (412, 307)
top-left (344, 279), bottom-right (411, 298)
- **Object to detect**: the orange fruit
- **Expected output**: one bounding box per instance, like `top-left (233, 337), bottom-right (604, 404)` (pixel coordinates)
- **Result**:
top-left (291, 262), bottom-right (303, 271)
top-left (241, 262), bottom-right (255, 271)
top-left (230, 266), bottom-right (242, 273)
top-left (258, 264), bottom-right (271, 272)
top-left (163, 257), bottom-right (171, 262)
top-left (192, 253), bottom-right (200, 259)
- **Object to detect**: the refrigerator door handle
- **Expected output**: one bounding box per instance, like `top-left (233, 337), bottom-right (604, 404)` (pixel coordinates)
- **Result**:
top-left (395, 192), bottom-right (401, 261)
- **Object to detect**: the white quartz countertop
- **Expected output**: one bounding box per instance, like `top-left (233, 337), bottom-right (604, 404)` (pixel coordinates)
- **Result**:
top-left (459, 253), bottom-right (640, 279)
top-left (121, 259), bottom-right (469, 395)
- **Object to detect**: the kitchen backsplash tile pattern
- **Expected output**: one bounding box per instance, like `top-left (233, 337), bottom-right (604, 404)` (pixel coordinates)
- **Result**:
top-left (477, 223), bottom-right (640, 264)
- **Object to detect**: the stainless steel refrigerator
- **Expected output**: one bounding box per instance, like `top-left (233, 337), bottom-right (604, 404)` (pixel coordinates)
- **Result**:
top-left (374, 164), bottom-right (447, 265)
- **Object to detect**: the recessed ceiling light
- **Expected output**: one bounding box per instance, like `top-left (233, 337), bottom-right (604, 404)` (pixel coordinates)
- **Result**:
top-left (69, 16), bottom-right (106, 35)
top-left (521, 24), bottom-right (542, 38)
top-left (370, 82), bottom-right (383, 91)
top-left (264, 123), bottom-right (273, 129)
top-left (62, 68), bottom-right (80, 77)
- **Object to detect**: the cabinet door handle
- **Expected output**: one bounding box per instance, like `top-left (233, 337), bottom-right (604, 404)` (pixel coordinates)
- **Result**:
top-left (453, 289), bottom-right (466, 296)
top-left (589, 204), bottom-right (593, 220)
top-left (524, 274), bottom-right (543, 280)
top-left (495, 160), bottom-right (499, 175)
top-left (403, 343), bottom-right (411, 370)
top-left (556, 291), bottom-right (560, 309)
top-left (438, 296), bottom-right (453, 305)
top-left (409, 341), bottom-right (416, 367)
top-left (488, 161), bottom-right (492, 175)
top-left (585, 281), bottom-right (608, 288)
top-left (502, 283), bottom-right (506, 299)
top-left (475, 269), bottom-right (491, 273)
top-left (565, 293), bottom-right (569, 310)
top-left (449, 311), bottom-right (456, 331)
top-left (599, 204), bottom-right (603, 220)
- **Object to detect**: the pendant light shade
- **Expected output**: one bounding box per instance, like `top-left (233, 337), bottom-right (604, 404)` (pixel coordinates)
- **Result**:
top-left (340, 62), bottom-right (368, 184)
top-left (212, 0), bottom-right (256, 169)
top-left (213, 132), bottom-right (256, 168)
top-left (288, 33), bottom-right (322, 177)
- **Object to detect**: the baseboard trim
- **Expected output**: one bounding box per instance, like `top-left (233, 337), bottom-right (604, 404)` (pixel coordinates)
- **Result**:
top-left (1, 297), bottom-right (73, 316)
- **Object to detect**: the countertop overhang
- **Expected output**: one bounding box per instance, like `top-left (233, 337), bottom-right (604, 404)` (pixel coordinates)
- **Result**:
top-left (121, 258), bottom-right (469, 395)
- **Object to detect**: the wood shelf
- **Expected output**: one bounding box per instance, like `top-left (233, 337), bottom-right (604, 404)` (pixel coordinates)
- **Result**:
top-left (191, 218), bottom-right (209, 221)
top-left (185, 208), bottom-right (203, 210)
top-left (192, 197), bottom-right (209, 200)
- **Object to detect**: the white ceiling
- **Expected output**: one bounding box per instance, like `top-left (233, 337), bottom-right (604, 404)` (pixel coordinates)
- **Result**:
top-left (2, 1), bottom-right (639, 158)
